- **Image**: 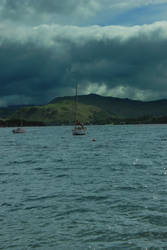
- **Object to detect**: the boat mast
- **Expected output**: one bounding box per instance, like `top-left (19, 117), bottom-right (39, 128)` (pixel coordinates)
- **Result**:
top-left (74, 83), bottom-right (78, 125)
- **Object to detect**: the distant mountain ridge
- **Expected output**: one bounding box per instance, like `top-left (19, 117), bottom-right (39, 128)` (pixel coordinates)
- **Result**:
top-left (2, 94), bottom-right (167, 125)
top-left (50, 94), bottom-right (167, 119)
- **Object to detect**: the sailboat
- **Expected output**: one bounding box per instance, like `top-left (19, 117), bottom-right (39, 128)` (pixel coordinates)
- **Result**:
top-left (72, 84), bottom-right (87, 136)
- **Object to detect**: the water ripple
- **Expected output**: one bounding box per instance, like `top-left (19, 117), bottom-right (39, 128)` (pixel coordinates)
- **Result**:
top-left (1, 125), bottom-right (167, 249)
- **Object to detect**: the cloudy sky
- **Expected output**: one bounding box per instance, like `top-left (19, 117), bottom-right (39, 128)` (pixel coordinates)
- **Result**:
top-left (1, 0), bottom-right (167, 106)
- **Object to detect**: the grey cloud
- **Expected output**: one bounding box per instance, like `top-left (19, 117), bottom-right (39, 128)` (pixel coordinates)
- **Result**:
top-left (1, 0), bottom-right (167, 27)
top-left (0, 0), bottom-right (99, 25)
top-left (0, 22), bottom-right (167, 105)
top-left (3, 0), bottom-right (77, 14)
top-left (2, 0), bottom-right (166, 17)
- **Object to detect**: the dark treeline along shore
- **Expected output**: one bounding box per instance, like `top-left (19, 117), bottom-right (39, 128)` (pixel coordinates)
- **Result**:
top-left (1, 94), bottom-right (167, 127)
top-left (0, 119), bottom-right (45, 127)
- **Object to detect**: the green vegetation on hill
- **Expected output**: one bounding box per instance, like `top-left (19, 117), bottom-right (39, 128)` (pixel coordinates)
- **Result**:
top-left (0, 119), bottom-right (44, 127)
top-left (2, 94), bottom-right (167, 126)
top-left (50, 94), bottom-right (167, 119)
top-left (0, 105), bottom-right (26, 119)
top-left (9, 100), bottom-right (110, 125)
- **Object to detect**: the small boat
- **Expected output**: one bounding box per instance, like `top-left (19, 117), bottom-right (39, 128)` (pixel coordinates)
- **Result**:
top-left (72, 121), bottom-right (87, 135)
top-left (72, 84), bottom-right (87, 136)
top-left (12, 127), bottom-right (26, 134)
top-left (12, 120), bottom-right (26, 134)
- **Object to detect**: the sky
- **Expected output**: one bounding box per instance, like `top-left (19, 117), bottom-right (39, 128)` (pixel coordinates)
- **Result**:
top-left (1, 0), bottom-right (167, 106)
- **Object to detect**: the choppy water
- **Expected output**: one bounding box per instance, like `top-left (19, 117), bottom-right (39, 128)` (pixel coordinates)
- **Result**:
top-left (1, 125), bottom-right (167, 249)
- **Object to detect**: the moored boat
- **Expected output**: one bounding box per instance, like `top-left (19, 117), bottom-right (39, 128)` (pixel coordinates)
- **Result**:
top-left (72, 121), bottom-right (87, 135)
top-left (12, 127), bottom-right (26, 134)
top-left (72, 84), bottom-right (87, 136)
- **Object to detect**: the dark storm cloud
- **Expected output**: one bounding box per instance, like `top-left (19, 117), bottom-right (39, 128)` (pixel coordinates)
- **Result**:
top-left (1, 0), bottom-right (167, 106)
top-left (0, 22), bottom-right (167, 105)
top-left (0, 32), bottom-right (72, 104)
top-left (62, 23), bottom-right (167, 99)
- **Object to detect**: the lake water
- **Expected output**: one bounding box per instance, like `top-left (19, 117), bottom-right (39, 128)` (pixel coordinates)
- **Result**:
top-left (1, 125), bottom-right (167, 249)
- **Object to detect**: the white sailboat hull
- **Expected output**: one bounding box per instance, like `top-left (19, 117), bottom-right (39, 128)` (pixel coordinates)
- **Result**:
top-left (72, 127), bottom-right (87, 135)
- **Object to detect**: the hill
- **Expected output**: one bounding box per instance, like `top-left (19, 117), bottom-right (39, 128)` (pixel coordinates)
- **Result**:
top-left (9, 100), bottom-right (110, 125)
top-left (50, 94), bottom-right (167, 119)
top-left (4, 94), bottom-right (167, 125)
top-left (0, 105), bottom-right (31, 119)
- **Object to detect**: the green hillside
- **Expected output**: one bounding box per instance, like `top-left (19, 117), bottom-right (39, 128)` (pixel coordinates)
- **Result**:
top-left (50, 94), bottom-right (167, 119)
top-left (7, 94), bottom-right (167, 125)
top-left (0, 105), bottom-right (27, 119)
top-left (10, 100), bottom-right (111, 125)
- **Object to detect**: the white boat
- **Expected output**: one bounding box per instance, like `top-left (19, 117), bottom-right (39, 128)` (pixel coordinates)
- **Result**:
top-left (72, 122), bottom-right (87, 135)
top-left (12, 120), bottom-right (26, 134)
top-left (72, 84), bottom-right (87, 136)
top-left (12, 127), bottom-right (26, 134)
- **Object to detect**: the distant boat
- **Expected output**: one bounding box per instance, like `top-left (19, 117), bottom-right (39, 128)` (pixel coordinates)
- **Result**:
top-left (72, 84), bottom-right (87, 136)
top-left (12, 120), bottom-right (26, 134)
top-left (12, 127), bottom-right (26, 134)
